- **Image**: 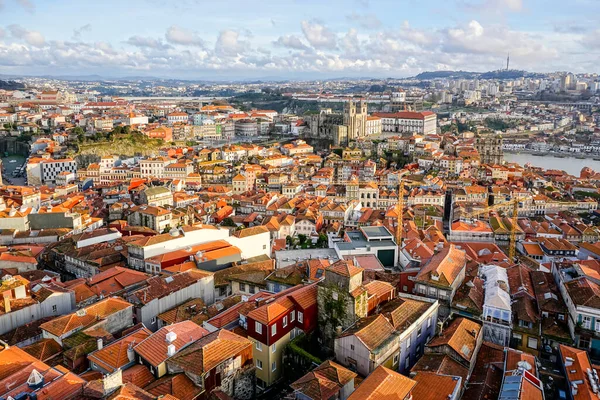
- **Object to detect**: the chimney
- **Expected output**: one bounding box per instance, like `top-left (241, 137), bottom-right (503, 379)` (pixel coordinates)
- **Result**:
top-left (2, 293), bottom-right (10, 314)
top-left (167, 344), bottom-right (176, 357)
top-left (127, 343), bottom-right (135, 362)
top-left (97, 338), bottom-right (103, 350)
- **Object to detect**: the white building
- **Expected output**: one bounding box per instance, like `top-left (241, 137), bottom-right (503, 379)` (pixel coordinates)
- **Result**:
top-left (167, 112), bottom-right (188, 125)
top-left (373, 111), bottom-right (437, 135)
top-left (480, 265), bottom-right (512, 346)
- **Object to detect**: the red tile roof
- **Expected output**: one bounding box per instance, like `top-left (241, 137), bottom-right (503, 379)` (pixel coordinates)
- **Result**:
top-left (348, 366), bottom-right (416, 400)
top-left (134, 321), bottom-right (209, 367)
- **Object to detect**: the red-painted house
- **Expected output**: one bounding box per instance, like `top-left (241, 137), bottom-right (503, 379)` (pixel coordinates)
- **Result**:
top-left (244, 283), bottom-right (318, 389)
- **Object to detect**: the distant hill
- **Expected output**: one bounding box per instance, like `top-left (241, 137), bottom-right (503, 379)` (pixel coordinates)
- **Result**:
top-left (0, 80), bottom-right (25, 90)
top-left (414, 70), bottom-right (545, 80)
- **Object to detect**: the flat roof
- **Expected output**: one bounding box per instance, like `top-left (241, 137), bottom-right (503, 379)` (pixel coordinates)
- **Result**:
top-left (361, 226), bottom-right (393, 239)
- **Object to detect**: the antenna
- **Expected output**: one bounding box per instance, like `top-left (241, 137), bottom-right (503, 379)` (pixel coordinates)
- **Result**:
top-left (506, 53), bottom-right (510, 71)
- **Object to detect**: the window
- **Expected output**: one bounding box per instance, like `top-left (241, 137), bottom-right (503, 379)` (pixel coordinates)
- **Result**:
top-left (427, 317), bottom-right (431, 328)
top-left (406, 336), bottom-right (411, 349)
top-left (255, 322), bottom-right (262, 334)
top-left (239, 282), bottom-right (246, 291)
top-left (283, 316), bottom-right (288, 328)
top-left (583, 316), bottom-right (592, 330)
top-left (527, 337), bottom-right (538, 350)
top-left (405, 356), bottom-right (410, 369)
top-left (250, 285), bottom-right (256, 294)
top-left (393, 354), bottom-right (399, 365)
top-left (263, 244), bottom-right (267, 250)
top-left (290, 311), bottom-right (295, 322)
top-left (150, 317), bottom-right (156, 325)
top-left (298, 311), bottom-right (303, 323)
top-left (416, 345), bottom-right (421, 354)
top-left (417, 327), bottom-right (422, 338)
top-left (558, 314), bottom-right (565, 321)
top-left (272, 361), bottom-right (277, 372)
top-left (272, 343), bottom-right (276, 353)
top-left (579, 337), bottom-right (591, 349)
top-left (256, 360), bottom-right (263, 370)
top-left (52, 305), bottom-right (57, 313)
top-left (596, 321), bottom-right (600, 333)
top-left (272, 324), bottom-right (277, 336)
top-left (350, 344), bottom-right (355, 351)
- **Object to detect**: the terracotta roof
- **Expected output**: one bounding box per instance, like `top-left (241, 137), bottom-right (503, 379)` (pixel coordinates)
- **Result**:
top-left (348, 366), bottom-right (416, 400)
top-left (365, 280), bottom-right (395, 298)
top-left (40, 297), bottom-right (132, 337)
top-left (326, 259), bottom-right (363, 278)
top-left (411, 371), bottom-right (461, 400)
top-left (166, 329), bottom-right (251, 375)
top-left (134, 321), bottom-right (209, 367)
top-left (427, 317), bottom-right (481, 364)
top-left (291, 360), bottom-right (357, 400)
top-left (121, 364), bottom-right (155, 389)
top-left (88, 326), bottom-right (152, 372)
top-left (380, 297), bottom-right (433, 331)
top-left (559, 344), bottom-right (597, 400)
top-left (340, 314), bottom-right (396, 351)
top-left (411, 354), bottom-right (469, 383)
top-left (108, 383), bottom-right (155, 400)
top-left (144, 373), bottom-right (201, 399)
top-left (22, 338), bottom-right (62, 362)
top-left (127, 270), bottom-right (213, 306)
top-left (416, 244), bottom-right (466, 287)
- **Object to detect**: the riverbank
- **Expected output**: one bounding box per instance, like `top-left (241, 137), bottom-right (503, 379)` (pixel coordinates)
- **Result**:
top-left (503, 152), bottom-right (600, 176)
top-left (504, 150), bottom-right (600, 160)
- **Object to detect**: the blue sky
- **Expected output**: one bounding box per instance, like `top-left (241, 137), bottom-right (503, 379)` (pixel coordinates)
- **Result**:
top-left (0, 0), bottom-right (598, 80)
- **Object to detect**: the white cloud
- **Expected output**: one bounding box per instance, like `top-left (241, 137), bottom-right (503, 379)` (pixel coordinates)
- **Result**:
top-left (582, 29), bottom-right (600, 49)
top-left (273, 34), bottom-right (309, 50)
top-left (301, 20), bottom-right (338, 49)
top-left (165, 25), bottom-right (205, 47)
top-left (126, 35), bottom-right (171, 50)
top-left (8, 24), bottom-right (45, 47)
top-left (215, 30), bottom-right (249, 56)
top-left (340, 29), bottom-right (361, 55)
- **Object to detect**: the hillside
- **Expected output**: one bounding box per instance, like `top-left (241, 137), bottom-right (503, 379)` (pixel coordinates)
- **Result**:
top-left (72, 133), bottom-right (166, 160)
top-left (414, 70), bottom-right (543, 80)
top-left (0, 80), bottom-right (25, 90)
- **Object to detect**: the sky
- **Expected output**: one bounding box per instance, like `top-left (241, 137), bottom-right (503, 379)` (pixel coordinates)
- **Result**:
top-left (0, 0), bottom-right (598, 80)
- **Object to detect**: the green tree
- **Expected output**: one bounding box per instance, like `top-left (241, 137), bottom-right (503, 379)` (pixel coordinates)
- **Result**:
top-left (297, 234), bottom-right (307, 246)
top-left (221, 217), bottom-right (237, 227)
top-left (316, 233), bottom-right (328, 248)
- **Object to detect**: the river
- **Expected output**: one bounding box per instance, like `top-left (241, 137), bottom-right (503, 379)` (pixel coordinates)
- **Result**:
top-left (503, 153), bottom-right (600, 176)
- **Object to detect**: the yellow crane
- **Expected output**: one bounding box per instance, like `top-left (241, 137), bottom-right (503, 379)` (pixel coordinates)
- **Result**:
top-left (460, 197), bottom-right (525, 261)
top-left (395, 180), bottom-right (404, 247)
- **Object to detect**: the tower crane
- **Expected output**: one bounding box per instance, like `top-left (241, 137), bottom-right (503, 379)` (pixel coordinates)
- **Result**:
top-left (459, 197), bottom-right (527, 261)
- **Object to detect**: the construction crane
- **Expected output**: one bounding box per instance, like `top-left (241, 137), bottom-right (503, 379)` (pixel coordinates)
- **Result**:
top-left (395, 180), bottom-right (404, 247)
top-left (459, 197), bottom-right (526, 261)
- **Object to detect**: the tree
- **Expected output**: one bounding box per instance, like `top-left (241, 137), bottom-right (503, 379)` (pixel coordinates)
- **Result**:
top-left (316, 233), bottom-right (328, 248)
top-left (286, 235), bottom-right (297, 249)
top-left (297, 234), bottom-right (307, 246)
top-left (221, 217), bottom-right (237, 227)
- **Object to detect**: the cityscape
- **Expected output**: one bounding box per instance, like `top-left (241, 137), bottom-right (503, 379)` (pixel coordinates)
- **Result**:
top-left (2, 1), bottom-right (600, 400)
